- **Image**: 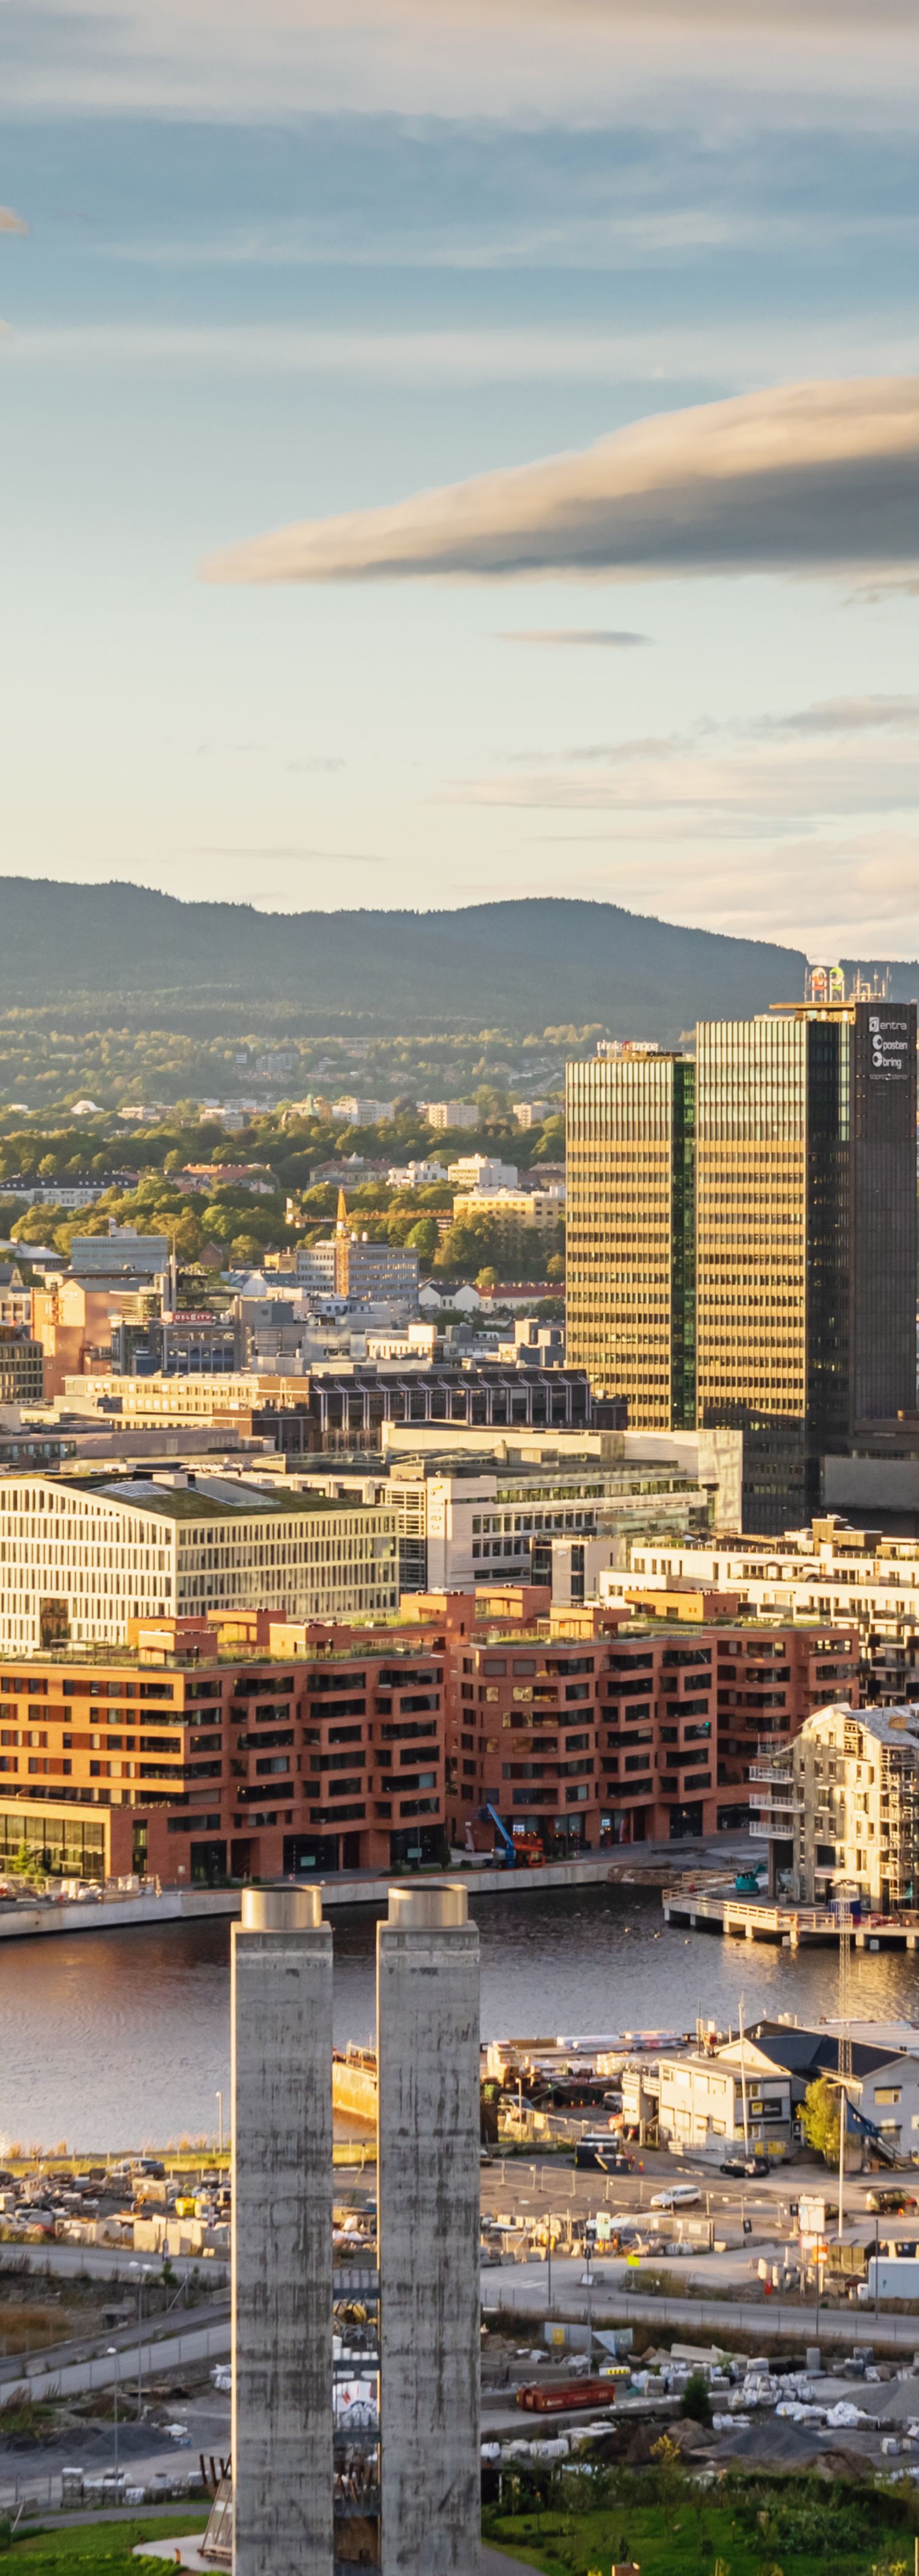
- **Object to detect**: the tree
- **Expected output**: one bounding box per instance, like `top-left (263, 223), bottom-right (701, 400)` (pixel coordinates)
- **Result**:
top-left (545, 1252), bottom-right (565, 1282)
top-left (168, 1210), bottom-right (205, 1262)
top-left (801, 2074), bottom-right (841, 2165)
top-left (681, 2371), bottom-right (712, 2425)
top-left (405, 1216), bottom-right (439, 1265)
top-left (229, 1233), bottom-right (265, 1268)
top-left (475, 1267), bottom-right (499, 1292)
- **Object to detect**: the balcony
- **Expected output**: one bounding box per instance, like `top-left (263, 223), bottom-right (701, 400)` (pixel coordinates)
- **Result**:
top-left (751, 1816), bottom-right (800, 1839)
top-left (749, 1762), bottom-right (793, 1785)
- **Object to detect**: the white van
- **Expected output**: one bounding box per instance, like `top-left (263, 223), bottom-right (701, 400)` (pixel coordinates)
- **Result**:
top-left (649, 2182), bottom-right (702, 2210)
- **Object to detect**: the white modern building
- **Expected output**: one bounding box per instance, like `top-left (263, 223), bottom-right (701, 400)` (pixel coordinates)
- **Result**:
top-left (627, 1521), bottom-right (919, 1699)
top-left (0, 1471), bottom-right (398, 1648)
top-left (447, 1155), bottom-right (518, 1191)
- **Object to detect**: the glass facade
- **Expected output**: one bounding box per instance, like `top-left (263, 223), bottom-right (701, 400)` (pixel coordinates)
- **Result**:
top-left (567, 1004), bottom-right (917, 1536)
top-left (695, 1015), bottom-right (842, 1530)
top-left (566, 1050), bottom-right (695, 1430)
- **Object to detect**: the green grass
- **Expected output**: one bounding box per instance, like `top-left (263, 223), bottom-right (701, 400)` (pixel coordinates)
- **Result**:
top-left (0, 2513), bottom-right (208, 2572)
top-left (485, 2481), bottom-right (918, 2576)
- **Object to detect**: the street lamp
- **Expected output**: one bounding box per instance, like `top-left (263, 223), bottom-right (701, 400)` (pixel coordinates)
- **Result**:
top-left (107, 2346), bottom-right (119, 2479)
top-left (129, 2263), bottom-right (156, 2419)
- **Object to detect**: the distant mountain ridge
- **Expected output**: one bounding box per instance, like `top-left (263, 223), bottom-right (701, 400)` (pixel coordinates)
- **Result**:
top-left (0, 879), bottom-right (908, 1039)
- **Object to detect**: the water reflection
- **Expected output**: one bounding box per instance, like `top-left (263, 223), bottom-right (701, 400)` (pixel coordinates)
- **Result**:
top-left (0, 1885), bottom-right (917, 2149)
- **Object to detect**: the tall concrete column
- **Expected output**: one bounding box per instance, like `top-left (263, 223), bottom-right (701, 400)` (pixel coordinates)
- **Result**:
top-left (232, 1885), bottom-right (333, 2576)
top-left (377, 1884), bottom-right (480, 2576)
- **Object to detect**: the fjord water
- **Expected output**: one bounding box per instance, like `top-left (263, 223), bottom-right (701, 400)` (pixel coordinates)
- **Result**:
top-left (1, 1884), bottom-right (917, 2150)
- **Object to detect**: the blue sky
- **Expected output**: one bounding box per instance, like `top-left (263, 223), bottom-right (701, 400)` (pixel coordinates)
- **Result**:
top-left (2, 0), bottom-right (919, 955)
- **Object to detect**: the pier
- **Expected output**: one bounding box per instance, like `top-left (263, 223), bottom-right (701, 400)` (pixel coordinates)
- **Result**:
top-left (663, 1886), bottom-right (919, 1949)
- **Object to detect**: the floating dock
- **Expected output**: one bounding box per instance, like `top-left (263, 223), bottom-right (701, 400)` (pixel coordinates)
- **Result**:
top-left (663, 1888), bottom-right (919, 1949)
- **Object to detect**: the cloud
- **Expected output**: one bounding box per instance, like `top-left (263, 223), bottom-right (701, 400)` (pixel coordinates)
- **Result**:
top-left (203, 377), bottom-right (919, 589)
top-left (0, 208), bottom-right (27, 235)
top-left (498, 627), bottom-right (651, 648)
top-left (754, 694), bottom-right (919, 735)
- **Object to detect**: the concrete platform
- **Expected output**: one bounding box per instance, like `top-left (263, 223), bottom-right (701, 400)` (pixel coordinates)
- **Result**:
top-left (133, 2542), bottom-right (211, 2571)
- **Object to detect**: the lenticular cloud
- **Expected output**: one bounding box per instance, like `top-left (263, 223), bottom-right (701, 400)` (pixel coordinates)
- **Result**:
top-left (203, 376), bottom-right (919, 588)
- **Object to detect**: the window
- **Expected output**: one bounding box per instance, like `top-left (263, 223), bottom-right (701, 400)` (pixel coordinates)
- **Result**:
top-left (875, 2087), bottom-right (901, 2105)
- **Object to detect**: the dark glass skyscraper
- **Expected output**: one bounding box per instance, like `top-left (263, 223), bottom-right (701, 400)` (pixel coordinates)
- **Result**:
top-left (567, 1002), bottom-right (917, 1532)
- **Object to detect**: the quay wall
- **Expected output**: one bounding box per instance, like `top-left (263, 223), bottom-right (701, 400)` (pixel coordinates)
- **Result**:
top-left (0, 1845), bottom-right (725, 1941)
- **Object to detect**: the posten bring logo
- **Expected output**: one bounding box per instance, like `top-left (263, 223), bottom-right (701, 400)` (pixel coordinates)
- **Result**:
top-left (868, 1012), bottom-right (910, 1078)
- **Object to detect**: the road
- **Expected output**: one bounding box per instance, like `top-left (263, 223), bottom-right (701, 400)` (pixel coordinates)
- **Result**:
top-left (0, 2291), bottom-right (230, 2393)
top-left (2, 2316), bottom-right (230, 2403)
top-left (491, 2259), bottom-right (919, 2351)
top-left (1, 2238), bottom-right (228, 2284)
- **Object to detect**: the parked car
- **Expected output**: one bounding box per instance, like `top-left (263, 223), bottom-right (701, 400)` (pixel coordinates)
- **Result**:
top-left (720, 2154), bottom-right (770, 2178)
top-left (649, 2183), bottom-right (702, 2209)
top-left (865, 2187), bottom-right (918, 2215)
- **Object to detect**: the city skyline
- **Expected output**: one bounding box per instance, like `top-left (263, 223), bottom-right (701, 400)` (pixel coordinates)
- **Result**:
top-left (1, 1), bottom-right (918, 947)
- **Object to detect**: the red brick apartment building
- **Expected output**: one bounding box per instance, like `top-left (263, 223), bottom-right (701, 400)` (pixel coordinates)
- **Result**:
top-left (447, 1602), bottom-right (858, 1852)
top-left (0, 1592), bottom-right (858, 1885)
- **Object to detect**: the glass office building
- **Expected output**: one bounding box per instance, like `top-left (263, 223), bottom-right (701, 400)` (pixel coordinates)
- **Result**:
top-left (566, 1045), bottom-right (696, 1432)
top-left (567, 1003), bottom-right (917, 1533)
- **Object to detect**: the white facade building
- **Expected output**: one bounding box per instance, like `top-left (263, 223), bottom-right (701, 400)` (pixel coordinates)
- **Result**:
top-left (627, 1524), bottom-right (919, 1697)
top-left (386, 1161), bottom-right (447, 1189)
top-left (0, 1472), bottom-right (398, 1648)
top-left (447, 1156), bottom-right (518, 1191)
top-left (421, 1102), bottom-right (478, 1131)
top-left (657, 2048), bottom-right (792, 2155)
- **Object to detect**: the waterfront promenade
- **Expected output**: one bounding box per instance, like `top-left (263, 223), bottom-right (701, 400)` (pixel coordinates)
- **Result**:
top-left (0, 1833), bottom-right (755, 1941)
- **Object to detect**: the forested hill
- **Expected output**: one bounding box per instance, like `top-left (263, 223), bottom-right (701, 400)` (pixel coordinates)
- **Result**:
top-left (0, 881), bottom-right (816, 1037)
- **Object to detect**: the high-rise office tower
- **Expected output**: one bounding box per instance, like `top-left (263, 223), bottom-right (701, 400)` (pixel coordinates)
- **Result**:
top-left (567, 1001), bottom-right (917, 1532)
top-left (566, 1041), bottom-right (696, 1432)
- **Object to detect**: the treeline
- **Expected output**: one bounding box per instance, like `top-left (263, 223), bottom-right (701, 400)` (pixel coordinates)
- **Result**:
top-left (0, 1105), bottom-right (566, 1286)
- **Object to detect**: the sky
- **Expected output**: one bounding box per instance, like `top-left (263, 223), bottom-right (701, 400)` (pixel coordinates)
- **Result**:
top-left (2, 0), bottom-right (919, 957)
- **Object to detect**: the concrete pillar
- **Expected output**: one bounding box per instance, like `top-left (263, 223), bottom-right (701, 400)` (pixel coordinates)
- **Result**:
top-left (232, 1885), bottom-right (333, 2576)
top-left (377, 1884), bottom-right (481, 2576)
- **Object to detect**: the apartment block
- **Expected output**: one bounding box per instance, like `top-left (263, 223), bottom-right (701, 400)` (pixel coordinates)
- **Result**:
top-left (0, 1471), bottom-right (398, 1651)
top-left (0, 1608), bottom-right (452, 1886)
top-left (295, 1234), bottom-right (419, 1306)
top-left (626, 1521), bottom-right (919, 1705)
top-left (752, 1699), bottom-right (919, 1912)
top-left (33, 1281), bottom-right (124, 1398)
top-left (452, 1187), bottom-right (564, 1237)
top-left (0, 1327), bottom-right (44, 1407)
top-left (445, 1599), bottom-right (853, 1850)
top-left (447, 1156), bottom-right (518, 1191)
top-left (422, 1102), bottom-right (478, 1130)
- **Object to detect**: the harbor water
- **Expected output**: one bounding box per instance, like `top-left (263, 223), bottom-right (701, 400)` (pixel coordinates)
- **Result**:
top-left (1, 1881), bottom-right (918, 2150)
